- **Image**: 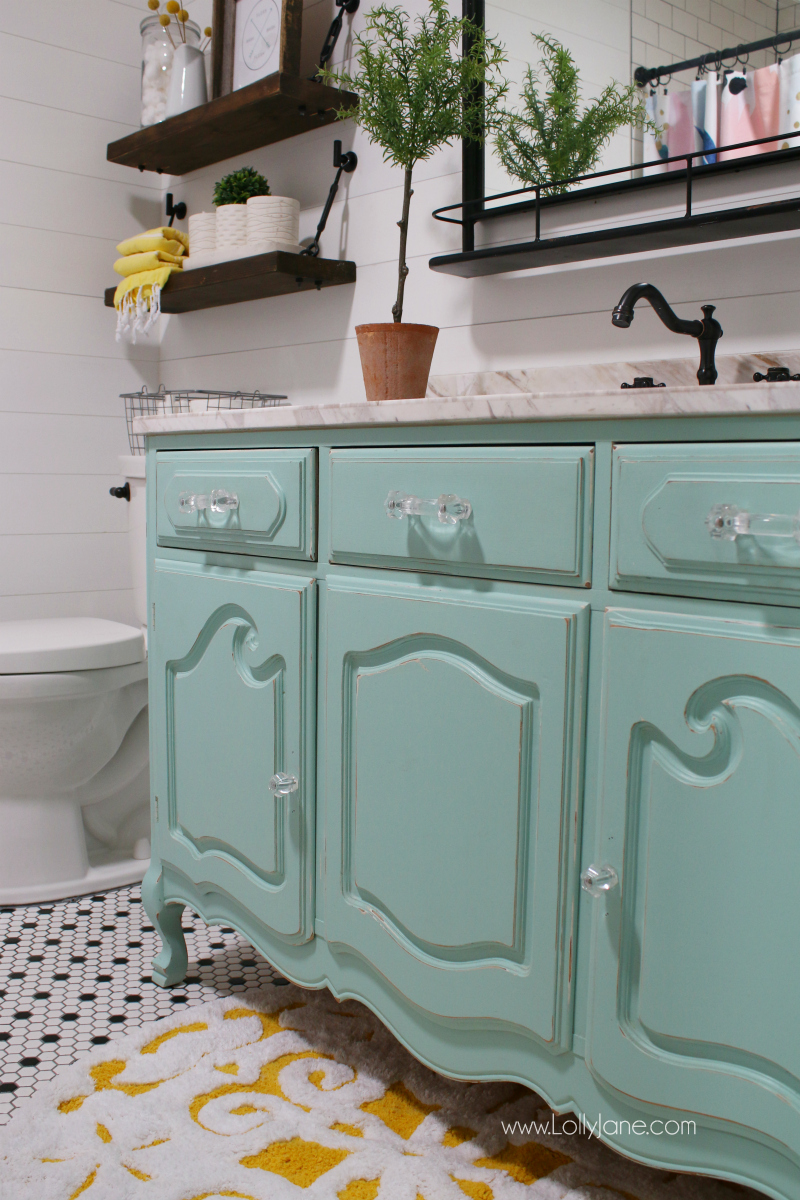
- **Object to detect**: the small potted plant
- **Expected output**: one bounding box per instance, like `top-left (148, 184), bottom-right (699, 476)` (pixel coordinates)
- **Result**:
top-left (321, 0), bottom-right (505, 402)
top-left (213, 167), bottom-right (272, 253)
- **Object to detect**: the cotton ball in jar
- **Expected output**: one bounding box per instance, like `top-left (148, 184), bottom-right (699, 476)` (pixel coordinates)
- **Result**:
top-left (141, 38), bottom-right (174, 126)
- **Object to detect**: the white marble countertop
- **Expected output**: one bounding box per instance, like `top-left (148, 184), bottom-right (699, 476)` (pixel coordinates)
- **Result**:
top-left (134, 380), bottom-right (800, 435)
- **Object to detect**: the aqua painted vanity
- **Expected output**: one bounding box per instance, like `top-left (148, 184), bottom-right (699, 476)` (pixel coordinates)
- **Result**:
top-left (140, 384), bottom-right (800, 1200)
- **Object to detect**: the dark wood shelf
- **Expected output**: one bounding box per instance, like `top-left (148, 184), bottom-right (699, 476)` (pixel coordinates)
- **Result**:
top-left (429, 198), bottom-right (800, 277)
top-left (107, 74), bottom-right (357, 176)
top-left (104, 250), bottom-right (356, 313)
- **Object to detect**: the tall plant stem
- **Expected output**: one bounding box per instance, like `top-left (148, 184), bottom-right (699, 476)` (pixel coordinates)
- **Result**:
top-left (392, 168), bottom-right (414, 323)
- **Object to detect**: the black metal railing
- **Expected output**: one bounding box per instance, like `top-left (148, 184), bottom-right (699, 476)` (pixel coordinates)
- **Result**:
top-left (433, 127), bottom-right (800, 241)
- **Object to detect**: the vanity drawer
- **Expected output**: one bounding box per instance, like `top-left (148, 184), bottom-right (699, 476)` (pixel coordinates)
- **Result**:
top-left (156, 449), bottom-right (316, 559)
top-left (611, 442), bottom-right (800, 604)
top-left (330, 446), bottom-right (593, 585)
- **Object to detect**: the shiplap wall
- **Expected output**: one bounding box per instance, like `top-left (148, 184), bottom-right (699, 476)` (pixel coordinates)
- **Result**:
top-left (160, 0), bottom-right (800, 404)
top-left (0, 0), bottom-right (159, 624)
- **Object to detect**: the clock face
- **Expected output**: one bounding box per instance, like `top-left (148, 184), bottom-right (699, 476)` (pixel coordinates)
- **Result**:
top-left (233, 0), bottom-right (281, 89)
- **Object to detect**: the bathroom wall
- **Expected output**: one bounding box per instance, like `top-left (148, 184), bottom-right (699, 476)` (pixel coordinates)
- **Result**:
top-left (0, 0), bottom-right (158, 624)
top-left (779, 0), bottom-right (800, 29)
top-left (632, 0), bottom-right (778, 82)
top-left (156, 0), bottom-right (800, 404)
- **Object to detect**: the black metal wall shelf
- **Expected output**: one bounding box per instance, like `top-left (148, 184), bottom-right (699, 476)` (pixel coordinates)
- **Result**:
top-left (429, 197), bottom-right (800, 277)
top-left (451, 0), bottom-right (800, 269)
top-left (430, 136), bottom-right (800, 278)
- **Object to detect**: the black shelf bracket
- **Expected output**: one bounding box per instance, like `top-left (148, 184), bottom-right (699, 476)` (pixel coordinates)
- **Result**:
top-left (316, 0), bottom-right (360, 74)
top-left (301, 140), bottom-right (358, 259)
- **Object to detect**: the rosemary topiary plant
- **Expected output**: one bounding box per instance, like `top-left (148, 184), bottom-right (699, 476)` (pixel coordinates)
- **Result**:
top-left (213, 167), bottom-right (270, 206)
top-left (320, 0), bottom-right (506, 322)
top-left (495, 34), bottom-right (648, 194)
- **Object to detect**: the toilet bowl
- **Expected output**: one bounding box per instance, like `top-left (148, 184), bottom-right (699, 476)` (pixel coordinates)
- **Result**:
top-left (0, 455), bottom-right (153, 904)
top-left (0, 619), bottom-right (151, 904)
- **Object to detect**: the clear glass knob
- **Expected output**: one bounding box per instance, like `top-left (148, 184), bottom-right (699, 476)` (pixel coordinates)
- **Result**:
top-left (385, 490), bottom-right (472, 524)
top-left (177, 489), bottom-right (239, 514)
top-left (178, 491), bottom-right (208, 513)
top-left (269, 772), bottom-right (299, 795)
top-left (210, 488), bottom-right (239, 512)
top-left (706, 503), bottom-right (800, 542)
top-left (581, 863), bottom-right (619, 898)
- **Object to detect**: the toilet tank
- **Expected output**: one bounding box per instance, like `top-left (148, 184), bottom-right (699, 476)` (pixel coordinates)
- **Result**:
top-left (118, 456), bottom-right (147, 642)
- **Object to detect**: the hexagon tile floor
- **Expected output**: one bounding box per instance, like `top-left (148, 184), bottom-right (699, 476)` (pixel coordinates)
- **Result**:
top-left (0, 883), bottom-right (286, 1126)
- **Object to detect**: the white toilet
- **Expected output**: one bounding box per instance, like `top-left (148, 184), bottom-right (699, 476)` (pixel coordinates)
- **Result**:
top-left (0, 456), bottom-right (151, 904)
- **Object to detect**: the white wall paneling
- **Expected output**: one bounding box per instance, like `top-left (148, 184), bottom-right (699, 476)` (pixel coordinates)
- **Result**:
top-left (0, 0), bottom-right (160, 622)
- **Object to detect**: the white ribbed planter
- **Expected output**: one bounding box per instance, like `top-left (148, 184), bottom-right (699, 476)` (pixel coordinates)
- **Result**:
top-left (215, 203), bottom-right (248, 250)
top-left (246, 194), bottom-right (300, 248)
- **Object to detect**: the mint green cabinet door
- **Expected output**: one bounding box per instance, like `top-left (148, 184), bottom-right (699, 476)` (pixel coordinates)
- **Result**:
top-left (150, 560), bottom-right (316, 943)
top-left (588, 607), bottom-right (800, 1171)
top-left (324, 576), bottom-right (589, 1050)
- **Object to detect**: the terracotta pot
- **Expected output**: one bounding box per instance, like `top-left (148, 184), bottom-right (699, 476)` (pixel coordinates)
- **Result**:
top-left (355, 323), bottom-right (439, 402)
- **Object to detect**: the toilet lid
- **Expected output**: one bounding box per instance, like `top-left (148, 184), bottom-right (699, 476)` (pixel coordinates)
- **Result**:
top-left (0, 618), bottom-right (145, 674)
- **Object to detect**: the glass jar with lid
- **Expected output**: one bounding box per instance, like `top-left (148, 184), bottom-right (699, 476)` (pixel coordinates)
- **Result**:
top-left (140, 14), bottom-right (201, 127)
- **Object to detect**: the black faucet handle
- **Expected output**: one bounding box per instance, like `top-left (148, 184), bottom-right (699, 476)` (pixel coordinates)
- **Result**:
top-left (621, 377), bottom-right (666, 389)
top-left (754, 366), bottom-right (800, 382)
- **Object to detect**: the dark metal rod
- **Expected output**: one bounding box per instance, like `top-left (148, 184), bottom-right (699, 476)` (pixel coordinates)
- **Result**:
top-left (460, 0), bottom-right (485, 253)
top-left (685, 155), bottom-right (693, 217)
top-left (634, 26), bottom-right (800, 85)
top-left (535, 186), bottom-right (540, 241)
top-left (434, 126), bottom-right (800, 224)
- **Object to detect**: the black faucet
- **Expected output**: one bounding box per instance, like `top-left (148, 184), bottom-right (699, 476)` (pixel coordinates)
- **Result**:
top-left (611, 283), bottom-right (723, 386)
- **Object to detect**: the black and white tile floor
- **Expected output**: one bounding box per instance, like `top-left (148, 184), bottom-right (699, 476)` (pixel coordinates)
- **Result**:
top-left (0, 883), bottom-right (286, 1126)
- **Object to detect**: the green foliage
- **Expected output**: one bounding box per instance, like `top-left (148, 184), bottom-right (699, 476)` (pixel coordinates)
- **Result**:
top-left (319, 0), bottom-right (507, 173)
top-left (213, 167), bottom-right (270, 206)
top-left (319, 0), bottom-right (506, 322)
top-left (495, 34), bottom-right (649, 193)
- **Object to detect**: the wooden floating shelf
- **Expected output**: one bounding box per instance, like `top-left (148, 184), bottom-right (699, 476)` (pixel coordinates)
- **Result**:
top-left (104, 251), bottom-right (356, 314)
top-left (107, 74), bottom-right (357, 176)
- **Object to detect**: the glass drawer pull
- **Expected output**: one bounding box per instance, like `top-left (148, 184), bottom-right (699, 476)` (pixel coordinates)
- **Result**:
top-left (269, 772), bottom-right (299, 795)
top-left (580, 863), bottom-right (619, 898)
top-left (385, 490), bottom-right (472, 524)
top-left (178, 488), bottom-right (239, 514)
top-left (706, 503), bottom-right (800, 542)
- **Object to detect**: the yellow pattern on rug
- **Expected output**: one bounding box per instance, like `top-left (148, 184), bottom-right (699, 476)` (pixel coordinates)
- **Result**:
top-left (0, 982), bottom-right (760, 1200)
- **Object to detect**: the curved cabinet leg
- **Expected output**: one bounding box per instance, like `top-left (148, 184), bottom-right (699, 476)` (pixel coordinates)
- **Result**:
top-left (142, 860), bottom-right (188, 987)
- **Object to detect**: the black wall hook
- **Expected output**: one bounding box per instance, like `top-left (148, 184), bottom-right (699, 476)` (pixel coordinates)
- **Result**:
top-left (301, 140), bottom-right (358, 258)
top-left (165, 192), bottom-right (187, 227)
top-left (334, 140), bottom-right (358, 174)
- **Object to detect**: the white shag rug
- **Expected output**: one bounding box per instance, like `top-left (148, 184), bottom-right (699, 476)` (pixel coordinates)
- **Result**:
top-left (0, 981), bottom-right (758, 1200)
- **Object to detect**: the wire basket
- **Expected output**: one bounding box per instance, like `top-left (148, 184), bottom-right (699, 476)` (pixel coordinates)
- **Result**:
top-left (121, 386), bottom-right (288, 454)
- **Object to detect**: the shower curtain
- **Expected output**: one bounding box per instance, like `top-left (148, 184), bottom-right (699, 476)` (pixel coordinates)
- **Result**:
top-left (641, 55), bottom-right (800, 169)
